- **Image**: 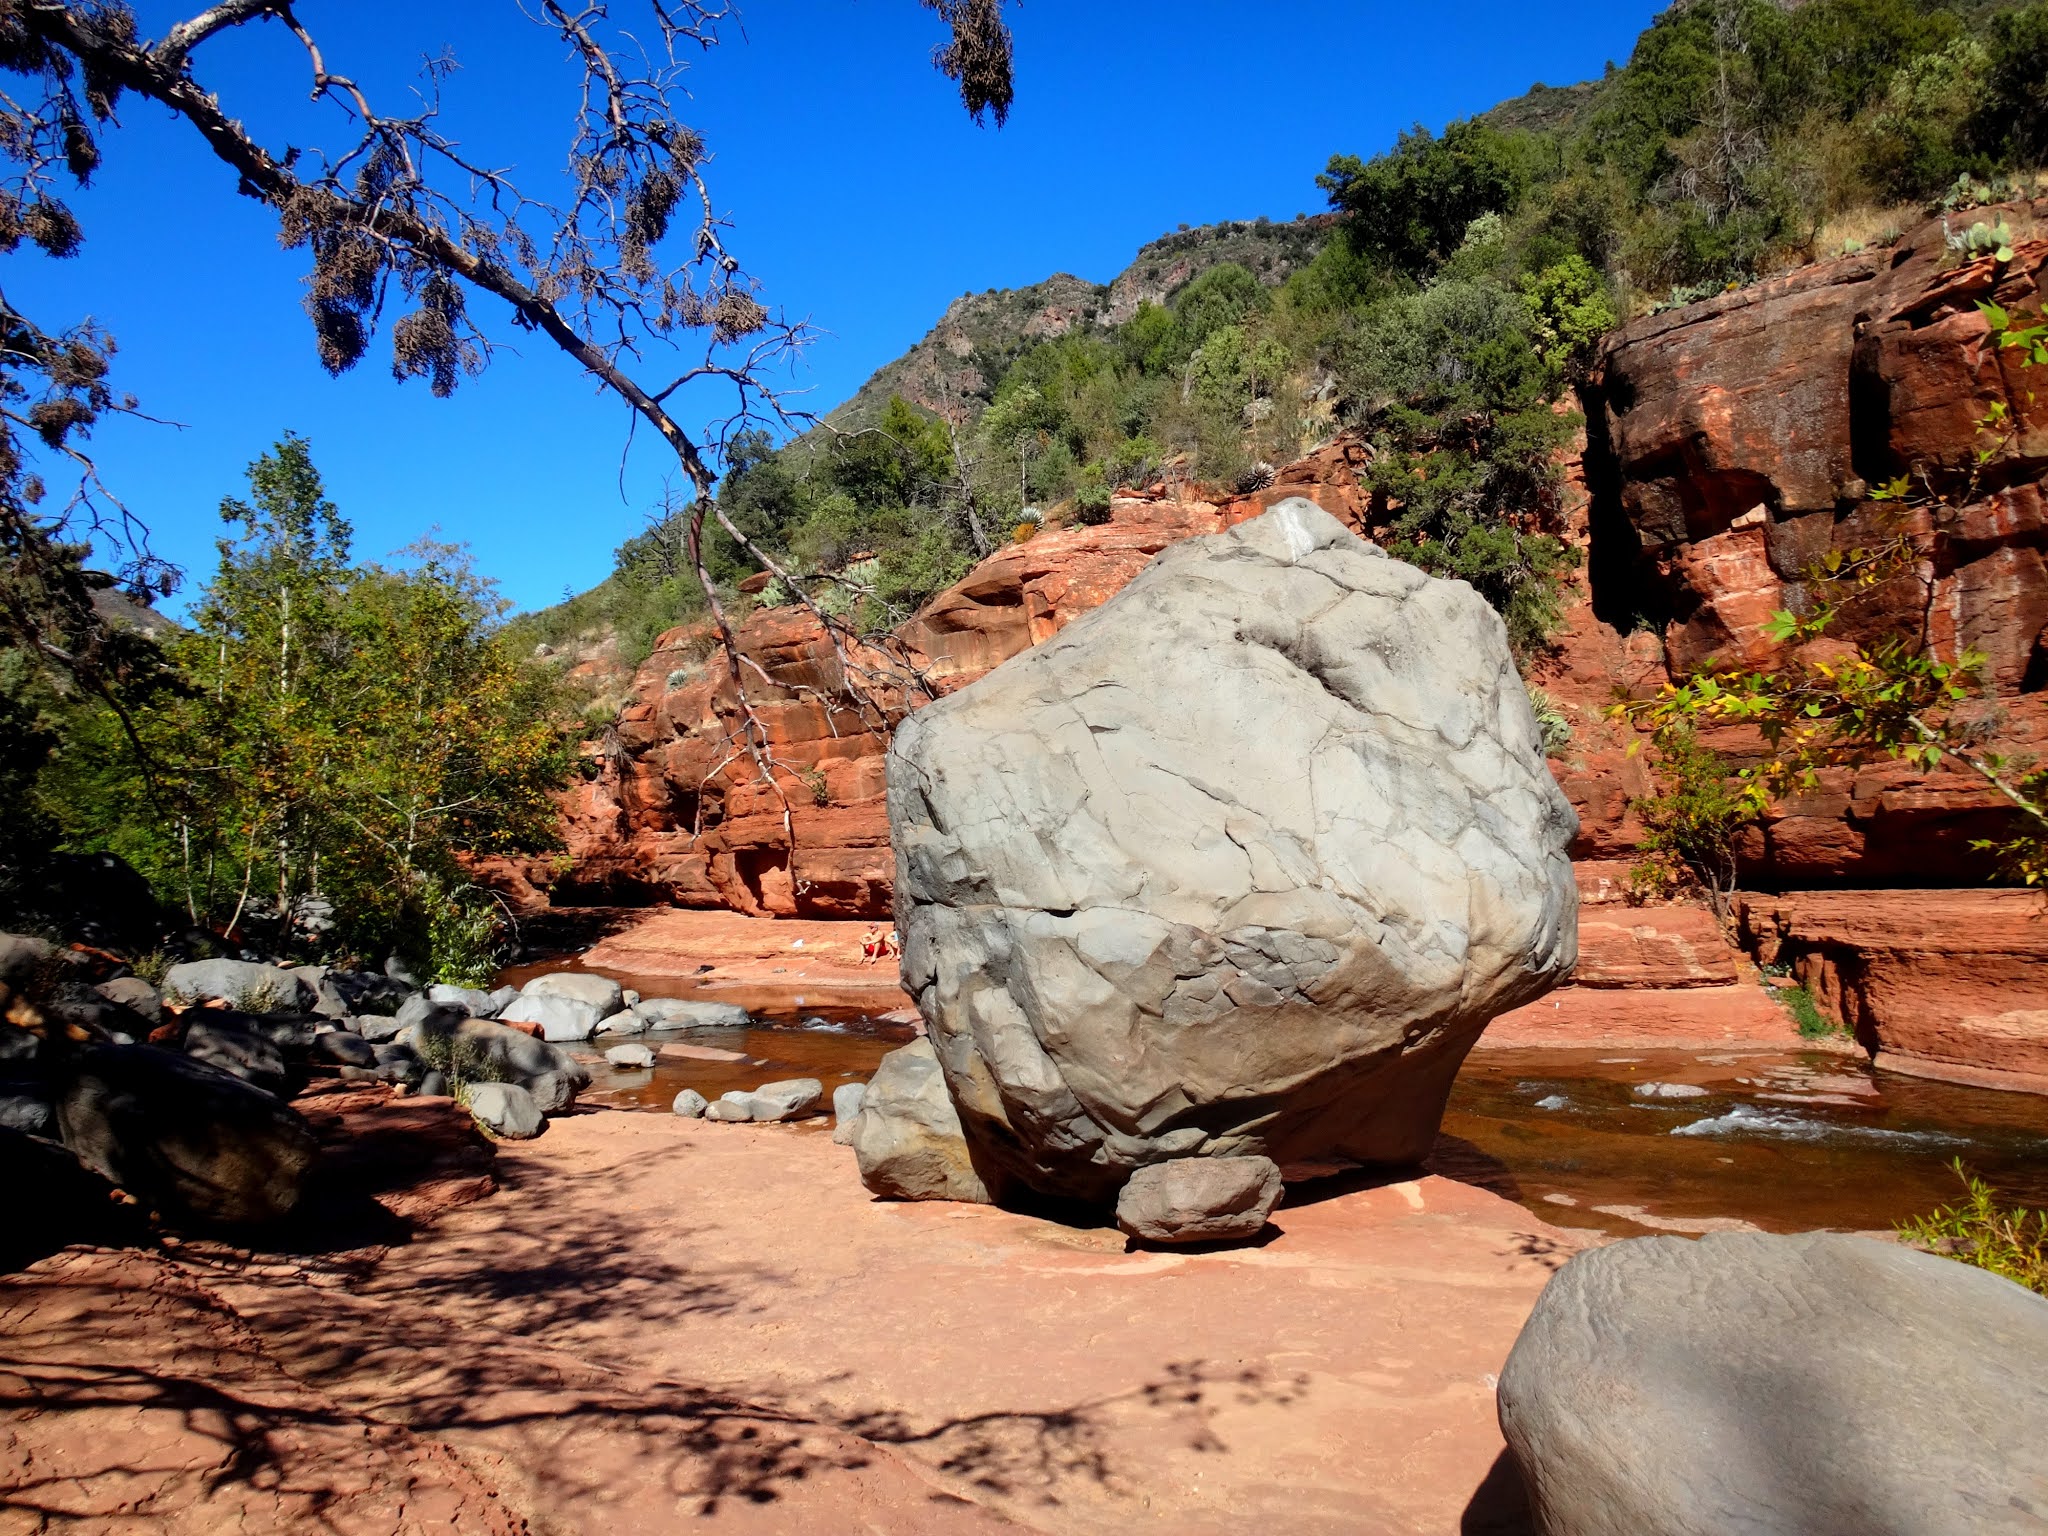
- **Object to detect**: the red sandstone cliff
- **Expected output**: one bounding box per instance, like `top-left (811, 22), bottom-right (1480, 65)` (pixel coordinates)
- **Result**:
top-left (532, 203), bottom-right (2048, 919)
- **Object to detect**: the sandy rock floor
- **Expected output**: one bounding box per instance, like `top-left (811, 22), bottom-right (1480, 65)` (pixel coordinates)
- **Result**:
top-left (2, 1107), bottom-right (1582, 1534)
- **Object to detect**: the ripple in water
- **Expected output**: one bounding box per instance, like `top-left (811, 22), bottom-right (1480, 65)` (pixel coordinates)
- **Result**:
top-left (1671, 1103), bottom-right (1969, 1147)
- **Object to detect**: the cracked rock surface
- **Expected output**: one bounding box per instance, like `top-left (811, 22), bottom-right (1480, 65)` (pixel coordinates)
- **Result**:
top-left (887, 499), bottom-right (1578, 1204)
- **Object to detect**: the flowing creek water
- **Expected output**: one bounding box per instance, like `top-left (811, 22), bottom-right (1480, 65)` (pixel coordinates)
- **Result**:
top-left (537, 971), bottom-right (2048, 1238)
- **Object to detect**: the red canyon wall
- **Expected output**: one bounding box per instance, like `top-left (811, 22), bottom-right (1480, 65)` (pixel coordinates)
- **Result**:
top-left (525, 204), bottom-right (2048, 922)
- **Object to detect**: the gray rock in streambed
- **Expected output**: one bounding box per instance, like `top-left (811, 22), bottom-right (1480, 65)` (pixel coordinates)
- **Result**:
top-left (53, 1042), bottom-right (317, 1226)
top-left (1115, 1156), bottom-right (1282, 1246)
top-left (94, 976), bottom-right (162, 1025)
top-left (633, 998), bottom-right (752, 1030)
top-left (520, 972), bottom-right (624, 1016)
top-left (1498, 1231), bottom-right (2048, 1536)
top-left (672, 1088), bottom-right (709, 1118)
top-left (497, 991), bottom-right (605, 1043)
top-left (604, 1043), bottom-right (656, 1070)
top-left (426, 983), bottom-right (495, 1016)
top-left (747, 1078), bottom-right (823, 1122)
top-left (162, 958), bottom-right (309, 1013)
top-left (401, 1015), bottom-right (591, 1113)
top-left (705, 1096), bottom-right (754, 1123)
top-left (831, 1082), bottom-right (867, 1145)
top-left (463, 1081), bottom-right (544, 1140)
top-left (182, 1018), bottom-right (293, 1098)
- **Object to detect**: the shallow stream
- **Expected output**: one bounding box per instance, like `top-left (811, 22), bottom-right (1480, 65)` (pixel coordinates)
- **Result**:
top-left (558, 997), bottom-right (2048, 1238)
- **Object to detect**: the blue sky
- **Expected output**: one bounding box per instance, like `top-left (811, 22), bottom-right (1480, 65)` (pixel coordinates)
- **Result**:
top-left (13, 0), bottom-right (1662, 615)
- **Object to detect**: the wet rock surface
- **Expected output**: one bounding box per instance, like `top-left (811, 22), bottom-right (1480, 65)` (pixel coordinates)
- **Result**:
top-left (890, 501), bottom-right (1578, 1203)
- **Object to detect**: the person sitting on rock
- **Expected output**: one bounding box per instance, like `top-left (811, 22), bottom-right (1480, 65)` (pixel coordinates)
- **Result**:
top-left (859, 926), bottom-right (885, 965)
top-left (882, 929), bottom-right (901, 961)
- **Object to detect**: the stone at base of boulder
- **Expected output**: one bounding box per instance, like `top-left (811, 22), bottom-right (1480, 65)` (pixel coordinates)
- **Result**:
top-left (1872, 1049), bottom-right (2048, 1096)
top-left (850, 1040), bottom-right (991, 1204)
top-left (672, 1088), bottom-right (708, 1118)
top-left (705, 1097), bottom-right (753, 1123)
top-left (1115, 1156), bottom-right (1283, 1246)
top-left (831, 1081), bottom-right (866, 1145)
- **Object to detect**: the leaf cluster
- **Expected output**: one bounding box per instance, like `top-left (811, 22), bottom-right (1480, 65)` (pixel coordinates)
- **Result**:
top-left (1899, 1160), bottom-right (2048, 1296)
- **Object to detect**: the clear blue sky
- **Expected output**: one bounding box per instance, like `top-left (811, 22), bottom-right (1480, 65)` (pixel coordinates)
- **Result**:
top-left (12, 0), bottom-right (1662, 615)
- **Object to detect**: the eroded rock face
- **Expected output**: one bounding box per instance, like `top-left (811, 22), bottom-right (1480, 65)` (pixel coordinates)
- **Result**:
top-left (1499, 1232), bottom-right (2048, 1536)
top-left (889, 501), bottom-right (1579, 1204)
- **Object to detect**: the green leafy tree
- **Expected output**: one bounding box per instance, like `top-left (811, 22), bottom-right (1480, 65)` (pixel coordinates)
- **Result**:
top-left (44, 438), bottom-right (573, 973)
top-left (1319, 119), bottom-right (1525, 278)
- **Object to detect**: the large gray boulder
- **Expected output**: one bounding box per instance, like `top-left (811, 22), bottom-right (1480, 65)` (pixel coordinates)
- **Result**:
top-left (52, 1043), bottom-right (318, 1226)
top-left (1498, 1232), bottom-right (2048, 1536)
top-left (162, 959), bottom-right (307, 1014)
top-left (888, 501), bottom-right (1578, 1203)
top-left (850, 1040), bottom-right (992, 1204)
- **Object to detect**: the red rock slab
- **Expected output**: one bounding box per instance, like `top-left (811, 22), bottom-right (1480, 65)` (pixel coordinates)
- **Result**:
top-left (298, 1111), bottom-right (1581, 1536)
top-left (573, 906), bottom-right (915, 1014)
top-left (1573, 904), bottom-right (1743, 988)
top-left (1485, 982), bottom-right (1800, 1050)
top-left (1738, 888), bottom-right (2048, 1084)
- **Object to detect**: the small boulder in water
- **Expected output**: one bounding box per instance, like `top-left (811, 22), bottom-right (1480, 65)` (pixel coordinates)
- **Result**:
top-left (604, 1043), bottom-right (656, 1070)
top-left (498, 992), bottom-right (604, 1043)
top-left (634, 998), bottom-right (752, 1030)
top-left (673, 1088), bottom-right (708, 1118)
top-left (521, 972), bottom-right (624, 1016)
top-left (747, 1078), bottom-right (823, 1122)
top-left (1632, 1082), bottom-right (1709, 1100)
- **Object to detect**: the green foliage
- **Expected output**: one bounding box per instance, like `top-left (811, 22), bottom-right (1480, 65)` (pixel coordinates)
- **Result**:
top-left (1345, 279), bottom-right (1581, 655)
top-left (1774, 981), bottom-right (1841, 1039)
top-left (1899, 1160), bottom-right (2048, 1297)
top-left (1319, 119), bottom-right (1525, 278)
top-left (1526, 686), bottom-right (1573, 757)
top-left (1969, 3), bottom-right (2048, 165)
top-left (1626, 725), bottom-right (1757, 915)
top-left (32, 436), bottom-right (573, 966)
top-left (1521, 256), bottom-right (1619, 378)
